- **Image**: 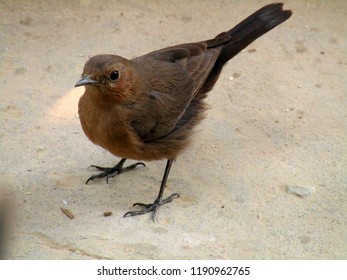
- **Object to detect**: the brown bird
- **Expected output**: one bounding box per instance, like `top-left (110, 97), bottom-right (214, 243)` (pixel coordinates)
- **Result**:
top-left (75, 3), bottom-right (292, 221)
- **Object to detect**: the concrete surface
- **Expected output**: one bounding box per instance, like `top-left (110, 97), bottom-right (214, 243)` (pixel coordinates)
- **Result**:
top-left (0, 0), bottom-right (346, 259)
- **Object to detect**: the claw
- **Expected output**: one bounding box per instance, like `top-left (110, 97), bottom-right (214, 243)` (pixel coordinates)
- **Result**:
top-left (85, 158), bottom-right (145, 184)
top-left (123, 193), bottom-right (180, 222)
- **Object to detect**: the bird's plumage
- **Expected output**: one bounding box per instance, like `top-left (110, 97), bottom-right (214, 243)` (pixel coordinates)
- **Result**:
top-left (76, 3), bottom-right (292, 219)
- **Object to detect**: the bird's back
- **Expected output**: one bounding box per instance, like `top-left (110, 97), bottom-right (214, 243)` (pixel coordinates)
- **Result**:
top-left (77, 3), bottom-right (291, 161)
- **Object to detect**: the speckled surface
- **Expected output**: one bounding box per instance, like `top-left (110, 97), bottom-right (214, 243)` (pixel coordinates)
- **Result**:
top-left (0, 0), bottom-right (346, 259)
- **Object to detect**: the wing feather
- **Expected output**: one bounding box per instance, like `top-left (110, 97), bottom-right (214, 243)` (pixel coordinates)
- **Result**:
top-left (130, 36), bottom-right (230, 141)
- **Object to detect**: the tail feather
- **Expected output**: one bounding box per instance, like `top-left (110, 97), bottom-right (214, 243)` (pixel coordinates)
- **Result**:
top-left (199, 3), bottom-right (291, 94)
top-left (217, 3), bottom-right (292, 65)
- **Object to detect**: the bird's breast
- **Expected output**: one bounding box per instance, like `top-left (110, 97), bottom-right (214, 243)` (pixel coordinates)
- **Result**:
top-left (78, 88), bottom-right (188, 161)
top-left (78, 91), bottom-right (143, 160)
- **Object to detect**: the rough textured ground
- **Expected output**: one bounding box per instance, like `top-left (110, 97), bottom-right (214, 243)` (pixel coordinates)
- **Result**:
top-left (0, 0), bottom-right (346, 259)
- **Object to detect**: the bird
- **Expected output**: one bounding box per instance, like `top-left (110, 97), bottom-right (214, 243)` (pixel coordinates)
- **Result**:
top-left (75, 3), bottom-right (292, 221)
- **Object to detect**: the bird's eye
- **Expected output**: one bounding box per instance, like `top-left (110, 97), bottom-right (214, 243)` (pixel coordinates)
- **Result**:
top-left (109, 70), bottom-right (119, 81)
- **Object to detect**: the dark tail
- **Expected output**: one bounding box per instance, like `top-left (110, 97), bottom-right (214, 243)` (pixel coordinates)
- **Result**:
top-left (217, 3), bottom-right (292, 65)
top-left (200, 3), bottom-right (292, 94)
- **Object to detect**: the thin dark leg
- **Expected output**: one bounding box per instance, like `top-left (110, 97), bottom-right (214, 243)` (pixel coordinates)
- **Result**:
top-left (123, 159), bottom-right (180, 222)
top-left (86, 158), bottom-right (145, 184)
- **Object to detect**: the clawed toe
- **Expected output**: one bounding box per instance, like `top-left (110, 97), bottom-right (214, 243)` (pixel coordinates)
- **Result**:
top-left (90, 165), bottom-right (112, 171)
top-left (86, 166), bottom-right (118, 184)
top-left (123, 193), bottom-right (180, 222)
top-left (85, 158), bottom-right (145, 184)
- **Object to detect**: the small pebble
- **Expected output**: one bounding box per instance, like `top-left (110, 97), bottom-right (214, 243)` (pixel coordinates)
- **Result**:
top-left (62, 199), bottom-right (68, 205)
top-left (61, 207), bottom-right (74, 219)
top-left (286, 185), bottom-right (315, 197)
top-left (103, 211), bottom-right (113, 217)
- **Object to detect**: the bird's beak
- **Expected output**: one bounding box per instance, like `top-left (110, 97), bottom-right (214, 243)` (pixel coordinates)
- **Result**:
top-left (75, 76), bottom-right (99, 87)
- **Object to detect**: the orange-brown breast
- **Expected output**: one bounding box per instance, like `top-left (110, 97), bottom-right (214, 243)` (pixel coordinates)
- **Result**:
top-left (78, 87), bottom-right (142, 159)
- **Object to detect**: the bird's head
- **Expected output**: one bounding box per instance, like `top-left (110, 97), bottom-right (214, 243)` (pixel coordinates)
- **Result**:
top-left (75, 54), bottom-right (138, 103)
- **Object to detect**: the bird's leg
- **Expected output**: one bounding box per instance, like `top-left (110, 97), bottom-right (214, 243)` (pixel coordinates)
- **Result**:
top-left (123, 159), bottom-right (180, 222)
top-left (86, 158), bottom-right (145, 184)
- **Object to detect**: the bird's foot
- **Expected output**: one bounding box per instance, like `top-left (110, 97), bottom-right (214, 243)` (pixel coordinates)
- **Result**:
top-left (86, 160), bottom-right (145, 184)
top-left (123, 193), bottom-right (180, 222)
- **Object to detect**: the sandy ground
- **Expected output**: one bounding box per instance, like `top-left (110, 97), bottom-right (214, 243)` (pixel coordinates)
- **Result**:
top-left (0, 0), bottom-right (346, 259)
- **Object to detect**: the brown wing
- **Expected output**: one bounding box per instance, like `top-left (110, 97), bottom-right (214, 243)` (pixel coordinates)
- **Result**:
top-left (140, 34), bottom-right (231, 93)
top-left (130, 39), bottom-right (228, 142)
top-left (129, 3), bottom-right (292, 143)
